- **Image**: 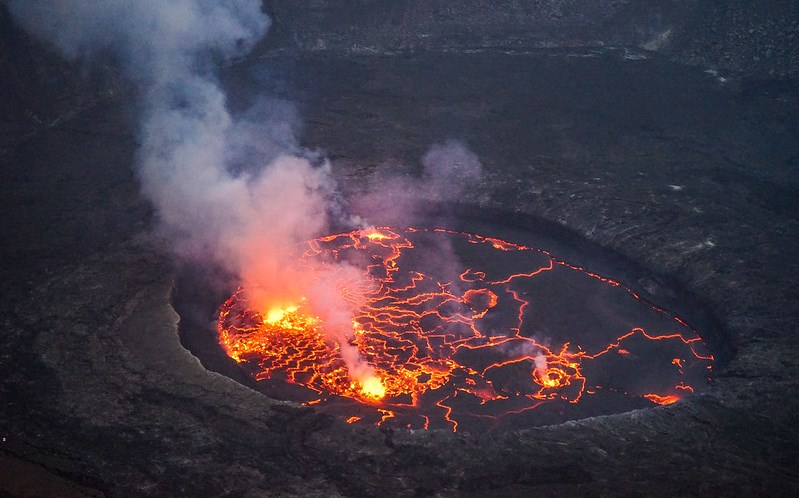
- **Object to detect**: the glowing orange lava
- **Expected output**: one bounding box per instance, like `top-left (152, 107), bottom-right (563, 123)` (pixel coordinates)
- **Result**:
top-left (643, 393), bottom-right (681, 406)
top-left (218, 227), bottom-right (714, 431)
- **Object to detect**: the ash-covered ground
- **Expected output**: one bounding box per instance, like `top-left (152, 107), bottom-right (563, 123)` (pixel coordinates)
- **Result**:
top-left (2, 3), bottom-right (799, 497)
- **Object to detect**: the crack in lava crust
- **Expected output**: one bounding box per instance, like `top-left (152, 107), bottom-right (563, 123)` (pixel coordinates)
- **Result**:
top-left (217, 227), bottom-right (714, 432)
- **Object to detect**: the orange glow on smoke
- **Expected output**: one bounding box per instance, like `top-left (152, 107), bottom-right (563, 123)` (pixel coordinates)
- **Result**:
top-left (218, 227), bottom-right (714, 431)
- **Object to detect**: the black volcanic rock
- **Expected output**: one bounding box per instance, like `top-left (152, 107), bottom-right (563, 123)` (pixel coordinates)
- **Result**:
top-left (0, 5), bottom-right (126, 155)
top-left (263, 0), bottom-right (799, 78)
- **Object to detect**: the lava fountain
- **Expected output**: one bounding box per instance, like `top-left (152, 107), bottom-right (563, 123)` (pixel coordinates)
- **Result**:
top-left (215, 226), bottom-right (714, 432)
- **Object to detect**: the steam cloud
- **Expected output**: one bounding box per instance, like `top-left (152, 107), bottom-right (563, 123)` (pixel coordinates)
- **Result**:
top-left (498, 340), bottom-right (549, 379)
top-left (351, 139), bottom-right (483, 226)
top-left (7, 0), bottom-right (363, 371)
top-left (8, 1), bottom-right (483, 386)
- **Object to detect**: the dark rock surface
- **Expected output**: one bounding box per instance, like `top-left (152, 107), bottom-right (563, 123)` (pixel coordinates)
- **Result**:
top-left (0, 7), bottom-right (124, 157)
top-left (2, 2), bottom-right (799, 497)
top-left (263, 0), bottom-right (799, 78)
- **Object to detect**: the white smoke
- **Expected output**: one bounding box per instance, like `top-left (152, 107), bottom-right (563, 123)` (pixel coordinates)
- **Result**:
top-left (7, 1), bottom-right (269, 83)
top-left (350, 139), bottom-right (483, 226)
top-left (6, 0), bottom-right (376, 379)
top-left (534, 352), bottom-right (548, 380)
top-left (7, 0), bottom-right (303, 268)
top-left (497, 340), bottom-right (549, 379)
top-left (421, 139), bottom-right (483, 198)
top-left (7, 2), bottom-right (487, 389)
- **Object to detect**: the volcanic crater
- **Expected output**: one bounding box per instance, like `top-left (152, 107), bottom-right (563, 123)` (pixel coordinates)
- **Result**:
top-left (3, 2), bottom-right (798, 496)
top-left (176, 208), bottom-right (725, 433)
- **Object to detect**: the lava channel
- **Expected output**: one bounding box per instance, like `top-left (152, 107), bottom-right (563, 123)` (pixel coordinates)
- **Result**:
top-left (217, 227), bottom-right (714, 432)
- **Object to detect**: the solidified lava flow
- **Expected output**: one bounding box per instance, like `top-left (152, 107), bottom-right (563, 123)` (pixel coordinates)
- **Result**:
top-left (218, 227), bottom-right (714, 431)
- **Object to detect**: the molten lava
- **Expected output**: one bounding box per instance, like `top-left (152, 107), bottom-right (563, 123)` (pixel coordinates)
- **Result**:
top-left (359, 376), bottom-right (387, 400)
top-left (218, 227), bottom-right (714, 431)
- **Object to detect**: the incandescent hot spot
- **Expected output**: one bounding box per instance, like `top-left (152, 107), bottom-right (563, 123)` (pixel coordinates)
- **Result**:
top-left (217, 227), bottom-right (714, 431)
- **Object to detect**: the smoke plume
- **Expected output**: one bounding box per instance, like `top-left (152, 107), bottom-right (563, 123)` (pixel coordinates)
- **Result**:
top-left (351, 140), bottom-right (483, 226)
top-left (7, 0), bottom-right (377, 379)
top-left (8, 1), bottom-right (484, 388)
